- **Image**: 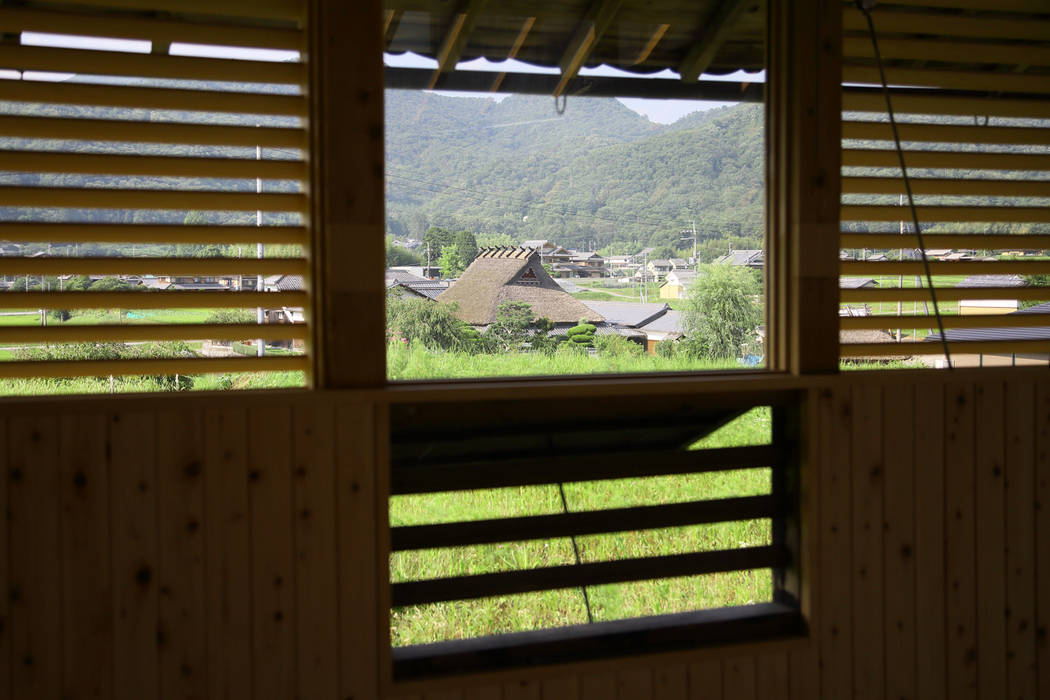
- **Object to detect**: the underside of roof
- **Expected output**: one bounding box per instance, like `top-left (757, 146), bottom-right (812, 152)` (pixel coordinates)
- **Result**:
top-left (384, 0), bottom-right (1050, 99)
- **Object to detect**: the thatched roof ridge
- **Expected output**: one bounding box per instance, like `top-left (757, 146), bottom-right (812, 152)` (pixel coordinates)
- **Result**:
top-left (438, 247), bottom-right (603, 325)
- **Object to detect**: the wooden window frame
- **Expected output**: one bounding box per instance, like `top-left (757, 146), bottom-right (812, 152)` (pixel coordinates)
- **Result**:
top-left (307, 0), bottom-right (841, 689)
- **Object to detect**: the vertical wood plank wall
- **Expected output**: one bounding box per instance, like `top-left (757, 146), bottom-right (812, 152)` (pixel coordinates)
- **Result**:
top-left (0, 375), bottom-right (1048, 700)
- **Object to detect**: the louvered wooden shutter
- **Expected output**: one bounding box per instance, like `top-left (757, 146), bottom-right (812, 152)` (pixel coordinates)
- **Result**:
top-left (839, 1), bottom-right (1050, 363)
top-left (0, 0), bottom-right (310, 384)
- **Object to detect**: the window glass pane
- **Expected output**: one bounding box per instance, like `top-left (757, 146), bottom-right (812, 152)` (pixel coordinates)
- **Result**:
top-left (385, 54), bottom-right (766, 380)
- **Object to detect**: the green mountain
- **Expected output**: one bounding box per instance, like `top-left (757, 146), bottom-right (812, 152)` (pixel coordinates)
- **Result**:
top-left (384, 91), bottom-right (765, 257)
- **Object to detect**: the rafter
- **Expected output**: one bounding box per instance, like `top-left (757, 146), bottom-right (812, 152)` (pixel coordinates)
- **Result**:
top-left (427, 0), bottom-right (488, 89)
top-left (384, 9), bottom-right (403, 49)
top-left (678, 0), bottom-right (753, 82)
top-left (553, 0), bottom-right (623, 98)
top-left (491, 16), bottom-right (535, 93)
top-left (634, 23), bottom-right (670, 65)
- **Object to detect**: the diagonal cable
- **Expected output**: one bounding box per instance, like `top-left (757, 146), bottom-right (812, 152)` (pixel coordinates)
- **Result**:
top-left (854, 0), bottom-right (953, 367)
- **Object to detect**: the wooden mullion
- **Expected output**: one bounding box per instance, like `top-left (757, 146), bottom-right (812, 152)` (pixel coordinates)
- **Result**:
top-left (312, 0), bottom-right (385, 388)
top-left (767, 0), bottom-right (842, 374)
top-left (390, 444), bottom-right (784, 495)
top-left (392, 545), bottom-right (790, 607)
top-left (390, 495), bottom-right (782, 551)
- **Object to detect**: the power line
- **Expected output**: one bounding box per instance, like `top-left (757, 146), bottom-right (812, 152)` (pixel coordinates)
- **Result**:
top-left (386, 169), bottom-right (755, 232)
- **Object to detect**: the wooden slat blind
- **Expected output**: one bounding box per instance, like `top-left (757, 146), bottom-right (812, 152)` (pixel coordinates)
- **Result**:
top-left (840, 1), bottom-right (1050, 363)
top-left (0, 1), bottom-right (310, 382)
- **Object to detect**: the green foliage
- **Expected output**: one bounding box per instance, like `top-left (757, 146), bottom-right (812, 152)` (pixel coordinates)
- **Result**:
top-left (595, 333), bottom-right (644, 357)
top-left (485, 301), bottom-right (535, 352)
top-left (654, 339), bottom-right (679, 358)
top-left (566, 321), bottom-right (596, 348)
top-left (386, 240), bottom-right (423, 267)
top-left (206, 308), bottom-right (255, 324)
top-left (1020, 273), bottom-right (1050, 308)
top-left (88, 277), bottom-right (138, 292)
top-left (681, 265), bottom-right (761, 360)
top-left (48, 309), bottom-right (72, 322)
top-left (436, 246), bottom-right (467, 278)
top-left (422, 226), bottom-right (455, 259)
top-left (386, 293), bottom-right (474, 352)
top-left (385, 93), bottom-right (766, 252)
top-left (452, 230), bottom-right (478, 265)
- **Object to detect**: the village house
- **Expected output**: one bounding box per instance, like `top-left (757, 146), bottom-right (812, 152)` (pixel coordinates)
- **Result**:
top-left (659, 268), bottom-right (697, 299)
top-left (713, 249), bottom-right (764, 268)
top-left (438, 246), bottom-right (603, 331)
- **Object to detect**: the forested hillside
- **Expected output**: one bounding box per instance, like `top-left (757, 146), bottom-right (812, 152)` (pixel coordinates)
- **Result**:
top-left (385, 91), bottom-right (765, 258)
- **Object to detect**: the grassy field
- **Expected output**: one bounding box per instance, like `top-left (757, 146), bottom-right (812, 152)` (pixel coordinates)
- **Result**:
top-left (389, 408), bottom-right (774, 646)
top-left (388, 341), bottom-right (747, 380)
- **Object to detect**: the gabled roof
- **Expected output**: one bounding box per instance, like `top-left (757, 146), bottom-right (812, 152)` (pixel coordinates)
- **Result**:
top-left (663, 269), bottom-right (697, 286)
top-left (638, 310), bottom-right (683, 334)
top-left (438, 247), bottom-right (603, 325)
top-left (385, 268), bottom-right (430, 286)
top-left (714, 249), bottom-right (764, 266)
top-left (580, 301), bottom-right (669, 328)
top-left (839, 277), bottom-right (878, 289)
top-left (265, 274), bottom-right (304, 291)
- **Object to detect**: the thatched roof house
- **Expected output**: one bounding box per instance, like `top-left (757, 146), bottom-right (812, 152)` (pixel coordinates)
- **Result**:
top-left (438, 247), bottom-right (603, 325)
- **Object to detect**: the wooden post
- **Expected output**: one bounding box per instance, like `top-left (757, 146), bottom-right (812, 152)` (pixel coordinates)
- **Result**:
top-left (766, 0), bottom-right (842, 374)
top-left (310, 0), bottom-right (386, 388)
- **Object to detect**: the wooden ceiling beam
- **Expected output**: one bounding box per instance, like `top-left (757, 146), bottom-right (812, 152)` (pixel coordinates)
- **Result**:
top-left (490, 16), bottom-right (535, 93)
top-left (427, 0), bottom-right (487, 88)
top-left (678, 0), bottom-right (754, 82)
top-left (553, 0), bottom-right (623, 98)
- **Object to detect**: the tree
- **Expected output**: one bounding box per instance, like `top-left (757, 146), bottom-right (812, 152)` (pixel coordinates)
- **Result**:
top-left (437, 246), bottom-right (467, 278)
top-left (485, 301), bottom-right (534, 352)
top-left (452, 230), bottom-right (478, 266)
top-left (681, 264), bottom-right (761, 360)
top-left (386, 240), bottom-right (423, 267)
top-left (1021, 273), bottom-right (1050, 308)
top-left (386, 293), bottom-right (473, 351)
top-left (422, 226), bottom-right (455, 260)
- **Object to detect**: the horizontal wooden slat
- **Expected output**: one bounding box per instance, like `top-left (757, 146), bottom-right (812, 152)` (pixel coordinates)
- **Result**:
top-left (840, 286), bottom-right (1050, 303)
top-left (1, 80), bottom-right (306, 117)
top-left (839, 233), bottom-right (1050, 249)
top-left (391, 495), bottom-right (781, 551)
top-left (0, 257), bottom-right (307, 276)
top-left (0, 323), bottom-right (307, 344)
top-left (0, 45), bottom-right (305, 85)
top-left (840, 339), bottom-right (1050, 357)
top-left (0, 223), bottom-right (308, 245)
top-left (841, 176), bottom-right (1050, 197)
top-left (882, 0), bottom-right (1048, 11)
top-left (843, 35), bottom-right (1050, 67)
top-left (0, 354), bottom-right (307, 378)
top-left (391, 444), bottom-right (783, 495)
top-left (40, 0), bottom-right (304, 22)
top-left (843, 65), bottom-right (1050, 95)
top-left (2, 151), bottom-right (306, 180)
top-left (843, 88), bottom-right (1050, 119)
top-left (0, 187), bottom-right (307, 212)
top-left (0, 7), bottom-right (304, 50)
top-left (842, 8), bottom-right (1050, 41)
top-left (842, 260), bottom-right (1050, 276)
top-left (840, 205), bottom-right (1050, 223)
top-left (0, 290), bottom-right (307, 310)
top-left (0, 115), bottom-right (307, 149)
top-left (841, 120), bottom-right (1050, 146)
top-left (391, 545), bottom-right (790, 607)
top-left (840, 313), bottom-right (1050, 331)
top-left (842, 149), bottom-right (1050, 171)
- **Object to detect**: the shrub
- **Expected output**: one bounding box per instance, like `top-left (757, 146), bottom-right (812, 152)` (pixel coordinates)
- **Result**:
top-left (595, 334), bottom-right (644, 357)
top-left (565, 321), bottom-right (596, 348)
top-left (386, 294), bottom-right (474, 352)
top-left (654, 339), bottom-right (679, 358)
